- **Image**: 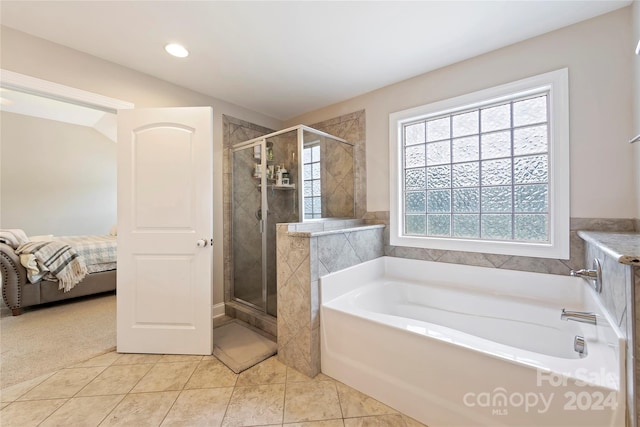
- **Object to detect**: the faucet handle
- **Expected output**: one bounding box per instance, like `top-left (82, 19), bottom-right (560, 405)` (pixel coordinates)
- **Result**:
top-left (570, 269), bottom-right (598, 278)
top-left (569, 259), bottom-right (602, 294)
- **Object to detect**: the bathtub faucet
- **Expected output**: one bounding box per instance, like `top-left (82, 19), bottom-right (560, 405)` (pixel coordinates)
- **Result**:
top-left (569, 258), bottom-right (603, 293)
top-left (561, 308), bottom-right (597, 325)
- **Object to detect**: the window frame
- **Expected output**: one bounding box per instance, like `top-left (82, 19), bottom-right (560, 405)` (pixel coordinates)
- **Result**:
top-left (303, 142), bottom-right (322, 219)
top-left (389, 69), bottom-right (570, 259)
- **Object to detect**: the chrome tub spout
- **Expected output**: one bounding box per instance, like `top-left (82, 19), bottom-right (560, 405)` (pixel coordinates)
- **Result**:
top-left (561, 308), bottom-right (597, 325)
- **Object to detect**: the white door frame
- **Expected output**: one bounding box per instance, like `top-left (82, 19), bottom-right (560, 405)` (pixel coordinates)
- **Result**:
top-left (0, 69), bottom-right (134, 112)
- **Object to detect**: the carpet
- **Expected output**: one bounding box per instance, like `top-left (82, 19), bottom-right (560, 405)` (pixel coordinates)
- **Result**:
top-left (0, 292), bottom-right (116, 389)
top-left (213, 320), bottom-right (277, 373)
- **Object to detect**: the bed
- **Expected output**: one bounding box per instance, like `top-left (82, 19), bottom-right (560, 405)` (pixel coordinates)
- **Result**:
top-left (0, 231), bottom-right (117, 316)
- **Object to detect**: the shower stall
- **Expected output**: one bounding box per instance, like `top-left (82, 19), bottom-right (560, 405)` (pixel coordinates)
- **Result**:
top-left (231, 125), bottom-right (354, 317)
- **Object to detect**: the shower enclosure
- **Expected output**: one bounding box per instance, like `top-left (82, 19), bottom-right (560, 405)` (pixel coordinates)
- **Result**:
top-left (231, 125), bottom-right (354, 317)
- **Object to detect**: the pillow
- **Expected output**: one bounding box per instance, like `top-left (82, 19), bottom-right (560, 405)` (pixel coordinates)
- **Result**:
top-left (109, 225), bottom-right (117, 236)
top-left (0, 229), bottom-right (29, 249)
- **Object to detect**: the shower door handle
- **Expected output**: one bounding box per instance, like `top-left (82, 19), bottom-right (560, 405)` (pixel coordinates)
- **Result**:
top-left (196, 239), bottom-right (208, 248)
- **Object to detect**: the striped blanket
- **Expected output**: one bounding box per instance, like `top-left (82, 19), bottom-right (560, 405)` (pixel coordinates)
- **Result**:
top-left (16, 241), bottom-right (88, 292)
top-left (56, 235), bottom-right (117, 273)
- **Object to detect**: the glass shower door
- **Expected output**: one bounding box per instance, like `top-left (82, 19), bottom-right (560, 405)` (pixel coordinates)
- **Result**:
top-left (231, 142), bottom-right (264, 310)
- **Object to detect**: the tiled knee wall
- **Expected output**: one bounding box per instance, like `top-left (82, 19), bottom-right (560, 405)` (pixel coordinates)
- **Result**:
top-left (583, 240), bottom-right (638, 427)
top-left (275, 221), bottom-right (384, 377)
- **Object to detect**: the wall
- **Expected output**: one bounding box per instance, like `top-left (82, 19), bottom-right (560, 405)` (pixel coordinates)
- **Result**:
top-left (285, 7), bottom-right (635, 220)
top-left (633, 1), bottom-right (640, 220)
top-left (0, 26), bottom-right (283, 307)
top-left (276, 221), bottom-right (385, 377)
top-left (1, 112), bottom-right (116, 235)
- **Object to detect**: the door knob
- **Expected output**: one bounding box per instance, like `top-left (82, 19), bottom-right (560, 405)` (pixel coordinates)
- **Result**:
top-left (196, 239), bottom-right (208, 248)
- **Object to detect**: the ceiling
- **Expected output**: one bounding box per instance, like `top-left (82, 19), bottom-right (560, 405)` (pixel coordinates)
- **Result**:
top-left (0, 1), bottom-right (632, 121)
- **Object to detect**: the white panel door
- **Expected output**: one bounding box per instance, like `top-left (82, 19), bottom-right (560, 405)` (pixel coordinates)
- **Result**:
top-left (117, 107), bottom-right (213, 355)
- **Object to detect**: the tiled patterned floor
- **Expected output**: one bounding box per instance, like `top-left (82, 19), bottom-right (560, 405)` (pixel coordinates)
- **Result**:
top-left (0, 351), bottom-right (427, 427)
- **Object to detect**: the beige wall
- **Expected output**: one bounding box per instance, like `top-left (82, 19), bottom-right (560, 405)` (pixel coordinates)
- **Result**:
top-left (1, 111), bottom-right (116, 236)
top-left (0, 26), bottom-right (283, 307)
top-left (633, 0), bottom-right (640, 218)
top-left (286, 7), bottom-right (635, 220)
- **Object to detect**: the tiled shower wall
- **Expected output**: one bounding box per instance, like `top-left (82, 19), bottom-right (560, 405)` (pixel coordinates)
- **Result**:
top-left (581, 239), bottom-right (637, 427)
top-left (309, 110), bottom-right (367, 219)
top-left (320, 137), bottom-right (355, 218)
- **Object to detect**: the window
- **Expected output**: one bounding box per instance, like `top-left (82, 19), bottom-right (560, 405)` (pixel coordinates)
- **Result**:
top-left (389, 69), bottom-right (569, 259)
top-left (303, 144), bottom-right (322, 219)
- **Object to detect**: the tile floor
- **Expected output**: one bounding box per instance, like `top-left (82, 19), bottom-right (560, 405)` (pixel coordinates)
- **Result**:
top-left (0, 351), bottom-right (428, 427)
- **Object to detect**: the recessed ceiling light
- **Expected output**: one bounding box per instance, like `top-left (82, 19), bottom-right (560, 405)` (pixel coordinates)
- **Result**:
top-left (165, 43), bottom-right (189, 58)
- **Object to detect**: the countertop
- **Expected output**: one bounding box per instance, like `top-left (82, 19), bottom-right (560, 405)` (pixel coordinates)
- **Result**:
top-left (577, 230), bottom-right (640, 266)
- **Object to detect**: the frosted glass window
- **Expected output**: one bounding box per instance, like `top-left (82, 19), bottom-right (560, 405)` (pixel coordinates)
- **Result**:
top-left (481, 159), bottom-right (513, 186)
top-left (481, 104), bottom-right (510, 132)
top-left (428, 215), bottom-right (451, 236)
top-left (452, 111), bottom-right (479, 137)
top-left (514, 125), bottom-right (547, 156)
top-left (514, 214), bottom-right (548, 241)
top-left (427, 190), bottom-right (451, 213)
top-left (426, 141), bottom-right (450, 166)
top-left (452, 162), bottom-right (479, 188)
top-left (481, 131), bottom-right (511, 160)
top-left (405, 145), bottom-right (426, 168)
top-left (398, 91), bottom-right (551, 242)
top-left (427, 166), bottom-right (451, 189)
top-left (453, 188), bottom-right (479, 213)
top-left (453, 214), bottom-right (480, 238)
top-left (405, 168), bottom-right (426, 190)
top-left (481, 186), bottom-right (512, 213)
top-left (303, 145), bottom-right (322, 219)
top-left (406, 215), bottom-right (426, 235)
top-left (427, 117), bottom-right (450, 142)
top-left (452, 136), bottom-right (479, 162)
top-left (405, 122), bottom-right (426, 146)
top-left (391, 69), bottom-right (569, 258)
top-left (406, 191), bottom-right (427, 213)
top-left (513, 96), bottom-right (547, 126)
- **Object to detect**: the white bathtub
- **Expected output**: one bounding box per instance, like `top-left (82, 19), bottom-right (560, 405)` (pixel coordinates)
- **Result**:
top-left (320, 256), bottom-right (625, 427)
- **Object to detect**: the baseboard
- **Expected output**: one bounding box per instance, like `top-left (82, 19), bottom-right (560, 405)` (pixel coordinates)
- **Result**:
top-left (213, 302), bottom-right (226, 319)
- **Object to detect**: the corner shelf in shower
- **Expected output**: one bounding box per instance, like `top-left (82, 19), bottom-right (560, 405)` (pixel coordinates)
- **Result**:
top-left (258, 184), bottom-right (296, 190)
